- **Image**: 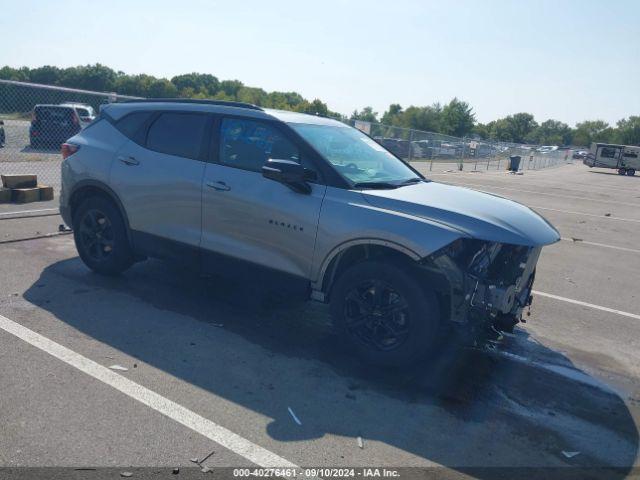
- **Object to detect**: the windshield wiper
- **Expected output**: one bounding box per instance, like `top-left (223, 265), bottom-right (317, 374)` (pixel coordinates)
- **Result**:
top-left (399, 177), bottom-right (423, 185)
top-left (352, 181), bottom-right (400, 190)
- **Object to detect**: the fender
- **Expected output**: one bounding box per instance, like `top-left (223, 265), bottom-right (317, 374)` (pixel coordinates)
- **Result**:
top-left (311, 238), bottom-right (421, 296)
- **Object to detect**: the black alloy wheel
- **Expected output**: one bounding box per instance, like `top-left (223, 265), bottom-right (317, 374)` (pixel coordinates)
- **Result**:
top-left (78, 208), bottom-right (115, 262)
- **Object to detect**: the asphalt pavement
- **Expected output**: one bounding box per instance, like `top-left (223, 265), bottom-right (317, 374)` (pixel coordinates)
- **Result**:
top-left (0, 162), bottom-right (638, 478)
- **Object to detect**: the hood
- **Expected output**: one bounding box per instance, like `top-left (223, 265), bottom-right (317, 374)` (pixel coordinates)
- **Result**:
top-left (361, 181), bottom-right (560, 247)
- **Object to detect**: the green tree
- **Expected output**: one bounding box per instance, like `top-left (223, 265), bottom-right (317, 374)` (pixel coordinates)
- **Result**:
top-left (496, 113), bottom-right (538, 143)
top-left (402, 104), bottom-right (442, 132)
top-left (171, 73), bottom-right (219, 96)
top-left (530, 119), bottom-right (572, 145)
top-left (573, 120), bottom-right (613, 146)
top-left (381, 104), bottom-right (403, 126)
top-left (296, 99), bottom-right (329, 116)
top-left (350, 106), bottom-right (378, 123)
top-left (28, 65), bottom-right (61, 85)
top-left (219, 79), bottom-right (244, 98)
top-left (614, 116), bottom-right (640, 145)
top-left (472, 122), bottom-right (490, 139)
top-left (439, 98), bottom-right (475, 137)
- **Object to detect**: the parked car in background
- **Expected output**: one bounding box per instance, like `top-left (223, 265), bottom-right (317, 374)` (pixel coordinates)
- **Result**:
top-left (572, 150), bottom-right (588, 159)
top-left (61, 103), bottom-right (96, 127)
top-left (0, 120), bottom-right (5, 147)
top-left (536, 145), bottom-right (558, 154)
top-left (30, 104), bottom-right (82, 148)
top-left (411, 140), bottom-right (432, 159)
top-left (374, 137), bottom-right (411, 159)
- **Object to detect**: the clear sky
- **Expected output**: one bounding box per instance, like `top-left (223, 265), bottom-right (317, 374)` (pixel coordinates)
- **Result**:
top-left (1, 0), bottom-right (638, 126)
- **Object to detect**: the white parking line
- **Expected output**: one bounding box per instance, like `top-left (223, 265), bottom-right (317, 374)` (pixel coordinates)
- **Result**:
top-left (529, 206), bottom-right (640, 223)
top-left (0, 313), bottom-right (299, 470)
top-left (443, 181), bottom-right (640, 208)
top-left (0, 208), bottom-right (59, 217)
top-left (532, 291), bottom-right (640, 320)
top-left (495, 351), bottom-right (615, 394)
top-left (561, 237), bottom-right (640, 254)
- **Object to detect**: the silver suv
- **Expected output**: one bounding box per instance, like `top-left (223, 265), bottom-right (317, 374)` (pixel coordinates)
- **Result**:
top-left (60, 99), bottom-right (559, 366)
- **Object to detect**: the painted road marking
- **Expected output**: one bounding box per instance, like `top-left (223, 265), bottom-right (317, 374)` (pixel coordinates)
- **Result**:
top-left (495, 351), bottom-right (614, 394)
top-left (0, 208), bottom-right (59, 217)
top-left (0, 313), bottom-right (299, 470)
top-left (561, 237), bottom-right (640, 254)
top-left (443, 181), bottom-right (640, 208)
top-left (529, 206), bottom-right (640, 223)
top-left (532, 291), bottom-right (640, 321)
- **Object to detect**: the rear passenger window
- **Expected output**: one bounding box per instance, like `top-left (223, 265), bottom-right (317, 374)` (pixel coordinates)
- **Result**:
top-left (146, 113), bottom-right (207, 160)
top-left (623, 151), bottom-right (638, 158)
top-left (115, 112), bottom-right (153, 140)
top-left (219, 118), bottom-right (300, 172)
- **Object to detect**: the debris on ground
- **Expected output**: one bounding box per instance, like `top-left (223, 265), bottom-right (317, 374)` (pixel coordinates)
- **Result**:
top-left (58, 224), bottom-right (72, 232)
top-left (288, 406), bottom-right (302, 425)
top-left (562, 451), bottom-right (580, 458)
top-left (571, 237), bottom-right (583, 242)
top-left (605, 213), bottom-right (611, 217)
top-left (172, 467), bottom-right (179, 474)
top-left (120, 472), bottom-right (133, 478)
top-left (211, 322), bottom-right (224, 328)
top-left (108, 365), bottom-right (129, 371)
top-left (357, 436), bottom-right (364, 449)
top-left (189, 449), bottom-right (215, 469)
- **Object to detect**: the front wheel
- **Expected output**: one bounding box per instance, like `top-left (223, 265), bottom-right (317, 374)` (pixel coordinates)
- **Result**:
top-left (330, 260), bottom-right (441, 366)
top-left (73, 196), bottom-right (134, 275)
top-left (627, 169), bottom-right (636, 176)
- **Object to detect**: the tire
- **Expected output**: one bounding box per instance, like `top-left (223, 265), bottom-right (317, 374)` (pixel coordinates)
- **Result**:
top-left (618, 168), bottom-right (626, 175)
top-left (72, 196), bottom-right (134, 275)
top-left (627, 169), bottom-right (636, 176)
top-left (330, 260), bottom-right (441, 367)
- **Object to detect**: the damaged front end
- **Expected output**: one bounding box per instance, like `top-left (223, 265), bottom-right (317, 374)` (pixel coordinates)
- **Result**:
top-left (422, 239), bottom-right (541, 343)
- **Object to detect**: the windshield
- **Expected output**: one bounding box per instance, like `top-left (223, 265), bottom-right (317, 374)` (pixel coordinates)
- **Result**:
top-left (289, 123), bottom-right (421, 186)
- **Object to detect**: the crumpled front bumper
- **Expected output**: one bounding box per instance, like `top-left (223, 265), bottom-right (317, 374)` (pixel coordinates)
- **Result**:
top-left (422, 240), bottom-right (542, 330)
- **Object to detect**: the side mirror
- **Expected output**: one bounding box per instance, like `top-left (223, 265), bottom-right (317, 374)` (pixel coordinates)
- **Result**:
top-left (262, 159), bottom-right (313, 194)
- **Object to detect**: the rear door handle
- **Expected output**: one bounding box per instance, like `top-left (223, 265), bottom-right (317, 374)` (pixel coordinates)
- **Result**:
top-left (206, 181), bottom-right (231, 192)
top-left (118, 156), bottom-right (139, 166)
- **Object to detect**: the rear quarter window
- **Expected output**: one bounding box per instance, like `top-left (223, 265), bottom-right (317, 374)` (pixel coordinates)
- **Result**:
top-left (114, 111), bottom-right (154, 141)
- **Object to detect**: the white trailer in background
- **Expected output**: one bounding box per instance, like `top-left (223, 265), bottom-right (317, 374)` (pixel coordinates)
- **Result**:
top-left (584, 143), bottom-right (640, 176)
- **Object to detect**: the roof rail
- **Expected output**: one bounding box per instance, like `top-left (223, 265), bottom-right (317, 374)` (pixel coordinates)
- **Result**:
top-left (121, 98), bottom-right (263, 111)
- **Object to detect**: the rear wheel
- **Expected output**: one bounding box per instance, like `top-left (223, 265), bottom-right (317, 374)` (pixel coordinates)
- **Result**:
top-left (627, 169), bottom-right (636, 176)
top-left (330, 260), bottom-right (441, 366)
top-left (618, 168), bottom-right (626, 175)
top-left (73, 196), bottom-right (133, 275)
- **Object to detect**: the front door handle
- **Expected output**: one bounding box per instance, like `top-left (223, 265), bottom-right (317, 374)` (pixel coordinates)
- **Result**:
top-left (118, 156), bottom-right (139, 166)
top-left (206, 181), bottom-right (231, 191)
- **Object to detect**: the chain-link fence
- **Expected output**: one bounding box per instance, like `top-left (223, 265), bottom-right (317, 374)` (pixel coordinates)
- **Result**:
top-left (0, 79), bottom-right (140, 203)
top-left (0, 79), bottom-right (573, 209)
top-left (348, 119), bottom-right (573, 174)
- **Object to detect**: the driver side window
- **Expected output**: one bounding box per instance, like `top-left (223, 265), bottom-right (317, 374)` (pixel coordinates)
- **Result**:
top-left (219, 118), bottom-right (300, 173)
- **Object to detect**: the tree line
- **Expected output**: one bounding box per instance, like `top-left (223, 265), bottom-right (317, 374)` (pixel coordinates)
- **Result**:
top-left (352, 105), bottom-right (640, 147)
top-left (0, 64), bottom-right (335, 118)
top-left (1, 64), bottom-right (638, 146)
